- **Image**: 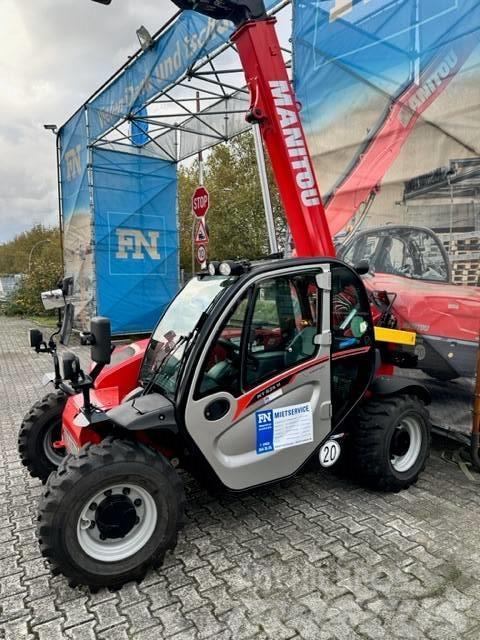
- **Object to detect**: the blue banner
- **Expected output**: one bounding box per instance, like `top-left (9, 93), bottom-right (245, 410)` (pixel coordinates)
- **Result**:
top-left (87, 12), bottom-right (232, 141)
top-left (92, 149), bottom-right (178, 334)
top-left (292, 0), bottom-right (480, 436)
top-left (59, 108), bottom-right (89, 224)
top-left (59, 108), bottom-right (95, 326)
top-left (294, 0), bottom-right (480, 136)
top-left (87, 2), bottom-right (281, 142)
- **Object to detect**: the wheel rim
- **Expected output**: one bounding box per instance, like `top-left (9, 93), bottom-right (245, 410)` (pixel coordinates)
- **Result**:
top-left (390, 415), bottom-right (423, 473)
top-left (42, 420), bottom-right (66, 466)
top-left (77, 484), bottom-right (158, 562)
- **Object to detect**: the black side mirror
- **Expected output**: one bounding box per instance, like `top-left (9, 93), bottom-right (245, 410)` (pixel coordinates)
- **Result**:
top-left (60, 303), bottom-right (75, 347)
top-left (90, 317), bottom-right (111, 365)
top-left (62, 352), bottom-right (81, 384)
top-left (355, 260), bottom-right (370, 275)
top-left (29, 329), bottom-right (43, 349)
top-left (61, 277), bottom-right (74, 297)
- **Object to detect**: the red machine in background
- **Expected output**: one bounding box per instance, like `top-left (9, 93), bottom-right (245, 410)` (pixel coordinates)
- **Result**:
top-left (339, 225), bottom-right (480, 380)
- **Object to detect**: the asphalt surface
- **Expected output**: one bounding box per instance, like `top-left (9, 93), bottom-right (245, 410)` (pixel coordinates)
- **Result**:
top-left (1, 315), bottom-right (480, 640)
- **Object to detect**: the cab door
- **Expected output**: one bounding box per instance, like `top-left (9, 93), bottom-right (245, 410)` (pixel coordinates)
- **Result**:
top-left (183, 265), bottom-right (332, 491)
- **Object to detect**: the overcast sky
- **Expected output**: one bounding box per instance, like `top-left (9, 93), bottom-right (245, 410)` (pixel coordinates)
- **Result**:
top-left (0, 0), bottom-right (177, 244)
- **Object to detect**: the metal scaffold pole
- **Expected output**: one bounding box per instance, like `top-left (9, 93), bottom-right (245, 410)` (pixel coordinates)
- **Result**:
top-left (252, 123), bottom-right (278, 255)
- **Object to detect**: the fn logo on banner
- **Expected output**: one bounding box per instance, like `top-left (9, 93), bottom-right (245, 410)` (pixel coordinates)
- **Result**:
top-left (108, 212), bottom-right (166, 276)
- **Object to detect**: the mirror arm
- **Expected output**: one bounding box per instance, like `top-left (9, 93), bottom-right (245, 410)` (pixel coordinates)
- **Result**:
top-left (52, 352), bottom-right (62, 388)
top-left (89, 345), bottom-right (114, 383)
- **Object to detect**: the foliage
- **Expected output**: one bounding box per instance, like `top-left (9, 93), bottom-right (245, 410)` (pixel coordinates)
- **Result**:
top-left (178, 132), bottom-right (286, 275)
top-left (1, 225), bottom-right (63, 316)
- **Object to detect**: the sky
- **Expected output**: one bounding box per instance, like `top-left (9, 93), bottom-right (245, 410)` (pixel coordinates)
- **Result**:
top-left (0, 0), bottom-right (177, 244)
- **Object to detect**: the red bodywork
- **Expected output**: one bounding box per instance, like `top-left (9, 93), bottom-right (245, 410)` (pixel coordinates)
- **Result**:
top-left (62, 339), bottom-right (148, 445)
top-left (365, 273), bottom-right (480, 345)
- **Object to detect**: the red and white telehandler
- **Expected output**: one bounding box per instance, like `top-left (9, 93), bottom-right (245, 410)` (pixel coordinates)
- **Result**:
top-left (23, 0), bottom-right (433, 589)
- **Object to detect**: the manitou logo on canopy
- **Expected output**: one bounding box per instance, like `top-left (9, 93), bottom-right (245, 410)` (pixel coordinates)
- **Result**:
top-left (269, 80), bottom-right (321, 207)
top-left (115, 228), bottom-right (161, 260)
top-left (408, 51), bottom-right (458, 112)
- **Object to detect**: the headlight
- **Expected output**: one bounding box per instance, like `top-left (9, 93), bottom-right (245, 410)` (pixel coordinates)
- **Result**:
top-left (208, 261), bottom-right (219, 276)
top-left (219, 261), bottom-right (232, 276)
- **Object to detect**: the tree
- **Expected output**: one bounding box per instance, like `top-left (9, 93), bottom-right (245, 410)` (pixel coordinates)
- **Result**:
top-left (1, 225), bottom-right (63, 316)
top-left (178, 132), bottom-right (286, 274)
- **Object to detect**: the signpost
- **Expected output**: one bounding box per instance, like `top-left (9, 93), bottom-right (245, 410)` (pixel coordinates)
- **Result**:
top-left (192, 185), bottom-right (210, 270)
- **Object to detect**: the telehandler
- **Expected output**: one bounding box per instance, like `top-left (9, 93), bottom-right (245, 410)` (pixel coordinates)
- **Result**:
top-left (24, 0), bottom-right (431, 589)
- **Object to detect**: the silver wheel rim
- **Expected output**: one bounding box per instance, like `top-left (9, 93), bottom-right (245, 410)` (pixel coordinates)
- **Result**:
top-left (390, 415), bottom-right (423, 473)
top-left (42, 421), bottom-right (65, 466)
top-left (77, 484), bottom-right (158, 562)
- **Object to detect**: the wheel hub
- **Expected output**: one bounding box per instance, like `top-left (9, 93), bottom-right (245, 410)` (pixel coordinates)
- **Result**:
top-left (95, 495), bottom-right (137, 539)
top-left (390, 415), bottom-right (423, 473)
top-left (391, 428), bottom-right (410, 457)
top-left (43, 420), bottom-right (66, 466)
top-left (76, 483), bottom-right (157, 562)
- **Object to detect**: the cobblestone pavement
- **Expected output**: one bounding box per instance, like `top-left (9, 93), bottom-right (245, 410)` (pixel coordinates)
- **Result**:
top-left (1, 315), bottom-right (480, 640)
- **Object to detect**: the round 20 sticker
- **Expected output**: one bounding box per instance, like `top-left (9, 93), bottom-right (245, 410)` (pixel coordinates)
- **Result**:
top-left (319, 440), bottom-right (341, 468)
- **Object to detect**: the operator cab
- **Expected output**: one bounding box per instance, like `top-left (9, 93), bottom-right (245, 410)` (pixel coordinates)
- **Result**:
top-left (339, 225), bottom-right (451, 283)
top-left (130, 256), bottom-right (375, 490)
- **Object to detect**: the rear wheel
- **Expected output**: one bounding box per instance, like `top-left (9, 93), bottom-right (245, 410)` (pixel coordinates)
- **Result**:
top-left (18, 390), bottom-right (67, 482)
top-left (351, 394), bottom-right (430, 492)
top-left (37, 437), bottom-right (185, 590)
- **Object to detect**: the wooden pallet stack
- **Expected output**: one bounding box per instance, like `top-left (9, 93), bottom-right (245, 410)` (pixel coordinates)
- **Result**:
top-left (440, 233), bottom-right (480, 286)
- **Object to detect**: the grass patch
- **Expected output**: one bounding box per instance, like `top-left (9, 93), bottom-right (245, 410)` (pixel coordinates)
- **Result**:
top-left (26, 315), bottom-right (59, 329)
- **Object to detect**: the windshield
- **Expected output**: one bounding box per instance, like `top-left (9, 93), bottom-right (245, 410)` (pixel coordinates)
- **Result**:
top-left (140, 275), bottom-right (237, 397)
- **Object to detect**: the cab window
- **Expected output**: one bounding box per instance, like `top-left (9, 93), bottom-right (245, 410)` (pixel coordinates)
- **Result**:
top-left (196, 271), bottom-right (320, 398)
top-left (196, 293), bottom-right (249, 398)
top-left (331, 264), bottom-right (374, 421)
top-left (244, 273), bottom-right (319, 389)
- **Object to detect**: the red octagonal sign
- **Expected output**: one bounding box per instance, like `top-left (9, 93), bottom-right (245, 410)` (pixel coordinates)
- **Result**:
top-left (192, 186), bottom-right (209, 218)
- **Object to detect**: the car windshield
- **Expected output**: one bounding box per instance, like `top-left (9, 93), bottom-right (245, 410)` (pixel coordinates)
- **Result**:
top-left (140, 275), bottom-right (237, 397)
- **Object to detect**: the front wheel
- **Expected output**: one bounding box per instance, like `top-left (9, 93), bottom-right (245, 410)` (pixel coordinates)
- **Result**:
top-left (37, 438), bottom-right (185, 590)
top-left (351, 394), bottom-right (431, 492)
top-left (18, 390), bottom-right (67, 482)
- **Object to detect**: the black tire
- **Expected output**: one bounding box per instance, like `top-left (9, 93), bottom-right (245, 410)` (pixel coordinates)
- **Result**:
top-left (18, 390), bottom-right (67, 482)
top-left (351, 394), bottom-right (431, 492)
top-left (37, 437), bottom-right (185, 590)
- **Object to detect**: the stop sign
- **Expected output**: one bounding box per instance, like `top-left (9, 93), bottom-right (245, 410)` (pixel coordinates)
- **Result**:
top-left (192, 186), bottom-right (209, 218)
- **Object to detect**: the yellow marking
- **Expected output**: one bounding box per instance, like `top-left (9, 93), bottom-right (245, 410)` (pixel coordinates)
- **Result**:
top-left (374, 326), bottom-right (416, 346)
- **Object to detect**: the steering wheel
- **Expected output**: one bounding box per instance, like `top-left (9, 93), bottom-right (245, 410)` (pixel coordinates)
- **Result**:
top-left (217, 337), bottom-right (240, 356)
top-left (217, 337), bottom-right (259, 370)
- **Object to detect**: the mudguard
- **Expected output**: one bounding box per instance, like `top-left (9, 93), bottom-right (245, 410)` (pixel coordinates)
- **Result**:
top-left (107, 393), bottom-right (178, 433)
top-left (370, 375), bottom-right (431, 405)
